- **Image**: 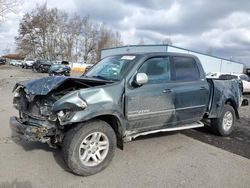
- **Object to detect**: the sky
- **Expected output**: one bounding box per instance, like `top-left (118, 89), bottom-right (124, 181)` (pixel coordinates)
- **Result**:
top-left (1, 0), bottom-right (250, 65)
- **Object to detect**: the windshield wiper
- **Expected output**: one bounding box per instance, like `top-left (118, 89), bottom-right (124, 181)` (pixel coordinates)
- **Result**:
top-left (91, 75), bottom-right (108, 80)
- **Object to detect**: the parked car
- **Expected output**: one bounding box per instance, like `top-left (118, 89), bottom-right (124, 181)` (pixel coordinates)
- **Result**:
top-left (32, 60), bottom-right (52, 73)
top-left (0, 58), bottom-right (6, 65)
top-left (16, 60), bottom-right (24, 67)
top-left (207, 72), bottom-right (250, 93)
top-left (22, 58), bottom-right (35, 68)
top-left (49, 61), bottom-right (71, 76)
top-left (11, 52), bottom-right (247, 176)
top-left (9, 59), bottom-right (18, 66)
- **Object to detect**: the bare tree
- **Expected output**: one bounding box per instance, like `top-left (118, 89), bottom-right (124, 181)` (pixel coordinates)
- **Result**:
top-left (0, 0), bottom-right (20, 22)
top-left (15, 3), bottom-right (123, 63)
top-left (162, 37), bottom-right (173, 45)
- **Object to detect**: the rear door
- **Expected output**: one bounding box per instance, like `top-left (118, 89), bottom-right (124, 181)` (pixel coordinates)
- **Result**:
top-left (170, 56), bottom-right (210, 123)
top-left (125, 57), bottom-right (175, 131)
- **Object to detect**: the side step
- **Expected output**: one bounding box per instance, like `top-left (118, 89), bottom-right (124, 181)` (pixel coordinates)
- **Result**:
top-left (124, 121), bottom-right (204, 142)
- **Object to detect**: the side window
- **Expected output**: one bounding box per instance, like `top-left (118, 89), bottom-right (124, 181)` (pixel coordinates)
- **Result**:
top-left (138, 57), bottom-right (170, 84)
top-left (219, 75), bottom-right (238, 80)
top-left (172, 57), bottom-right (200, 81)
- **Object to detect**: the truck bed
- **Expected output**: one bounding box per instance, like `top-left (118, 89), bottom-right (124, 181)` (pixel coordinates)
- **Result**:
top-left (207, 78), bottom-right (241, 118)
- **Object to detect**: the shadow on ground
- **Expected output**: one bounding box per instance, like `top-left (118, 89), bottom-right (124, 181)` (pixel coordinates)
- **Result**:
top-left (182, 119), bottom-right (250, 159)
top-left (10, 133), bottom-right (71, 174)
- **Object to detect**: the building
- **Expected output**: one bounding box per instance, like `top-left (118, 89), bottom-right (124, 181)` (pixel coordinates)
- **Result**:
top-left (101, 45), bottom-right (244, 74)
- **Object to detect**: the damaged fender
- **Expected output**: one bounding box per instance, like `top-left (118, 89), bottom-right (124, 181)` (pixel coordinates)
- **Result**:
top-left (51, 81), bottom-right (127, 134)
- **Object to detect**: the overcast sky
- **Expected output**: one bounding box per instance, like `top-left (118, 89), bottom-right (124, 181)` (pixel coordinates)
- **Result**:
top-left (1, 0), bottom-right (250, 65)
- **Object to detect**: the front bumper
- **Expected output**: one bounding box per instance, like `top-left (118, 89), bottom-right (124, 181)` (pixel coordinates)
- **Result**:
top-left (40, 66), bottom-right (51, 73)
top-left (50, 70), bottom-right (70, 76)
top-left (10, 116), bottom-right (51, 143)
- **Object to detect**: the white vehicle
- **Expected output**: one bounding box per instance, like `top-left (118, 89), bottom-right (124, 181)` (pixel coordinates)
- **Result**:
top-left (232, 73), bottom-right (250, 93)
top-left (16, 60), bottom-right (23, 67)
top-left (9, 59), bottom-right (18, 66)
top-left (207, 72), bottom-right (250, 93)
top-left (23, 58), bottom-right (35, 68)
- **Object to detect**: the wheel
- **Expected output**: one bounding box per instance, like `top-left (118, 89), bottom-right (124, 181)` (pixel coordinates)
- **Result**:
top-left (62, 120), bottom-right (117, 176)
top-left (210, 104), bottom-right (236, 136)
top-left (32, 67), bottom-right (37, 72)
top-left (38, 67), bottom-right (42, 73)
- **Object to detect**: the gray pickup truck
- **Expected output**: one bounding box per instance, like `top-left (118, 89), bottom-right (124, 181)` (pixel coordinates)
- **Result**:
top-left (10, 52), bottom-right (246, 176)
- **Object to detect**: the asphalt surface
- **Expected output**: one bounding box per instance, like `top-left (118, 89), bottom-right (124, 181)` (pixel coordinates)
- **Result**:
top-left (0, 65), bottom-right (250, 188)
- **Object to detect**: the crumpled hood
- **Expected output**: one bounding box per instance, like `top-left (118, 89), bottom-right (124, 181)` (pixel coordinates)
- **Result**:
top-left (13, 76), bottom-right (69, 95)
top-left (13, 76), bottom-right (110, 95)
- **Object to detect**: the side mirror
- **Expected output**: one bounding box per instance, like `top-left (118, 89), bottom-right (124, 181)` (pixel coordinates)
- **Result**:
top-left (134, 73), bottom-right (148, 86)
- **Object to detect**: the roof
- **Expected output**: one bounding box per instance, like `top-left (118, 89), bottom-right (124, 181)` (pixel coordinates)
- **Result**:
top-left (103, 52), bottom-right (202, 59)
top-left (102, 44), bottom-right (243, 65)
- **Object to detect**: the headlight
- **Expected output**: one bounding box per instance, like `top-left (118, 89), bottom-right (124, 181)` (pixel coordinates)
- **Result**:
top-left (14, 90), bottom-right (20, 97)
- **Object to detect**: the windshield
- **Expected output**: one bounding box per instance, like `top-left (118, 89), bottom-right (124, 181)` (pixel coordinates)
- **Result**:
top-left (85, 55), bottom-right (137, 81)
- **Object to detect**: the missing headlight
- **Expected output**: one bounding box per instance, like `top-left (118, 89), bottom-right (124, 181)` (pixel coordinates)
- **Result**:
top-left (57, 110), bottom-right (75, 122)
top-left (40, 105), bottom-right (52, 116)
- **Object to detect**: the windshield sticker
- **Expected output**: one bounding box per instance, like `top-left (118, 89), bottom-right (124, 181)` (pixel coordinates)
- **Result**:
top-left (121, 56), bottom-right (136, 60)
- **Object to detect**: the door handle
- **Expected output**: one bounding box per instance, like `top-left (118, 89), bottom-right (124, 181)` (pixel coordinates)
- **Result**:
top-left (163, 89), bottom-right (172, 93)
top-left (200, 86), bottom-right (207, 90)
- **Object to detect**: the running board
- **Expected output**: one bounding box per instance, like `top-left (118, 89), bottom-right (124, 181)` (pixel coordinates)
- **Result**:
top-left (124, 121), bottom-right (204, 142)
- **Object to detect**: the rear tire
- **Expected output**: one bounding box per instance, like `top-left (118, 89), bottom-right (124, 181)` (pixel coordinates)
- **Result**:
top-left (32, 67), bottom-right (37, 72)
top-left (210, 104), bottom-right (236, 136)
top-left (62, 120), bottom-right (117, 176)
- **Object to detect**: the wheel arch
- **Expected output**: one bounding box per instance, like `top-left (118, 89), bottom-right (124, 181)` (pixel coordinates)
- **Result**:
top-left (225, 98), bottom-right (239, 119)
top-left (93, 114), bottom-right (124, 150)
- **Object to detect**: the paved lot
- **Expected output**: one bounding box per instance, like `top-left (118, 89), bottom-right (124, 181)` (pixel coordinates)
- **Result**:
top-left (0, 65), bottom-right (250, 188)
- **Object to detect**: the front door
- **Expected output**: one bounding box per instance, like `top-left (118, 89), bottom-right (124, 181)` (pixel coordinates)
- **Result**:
top-left (125, 57), bottom-right (175, 131)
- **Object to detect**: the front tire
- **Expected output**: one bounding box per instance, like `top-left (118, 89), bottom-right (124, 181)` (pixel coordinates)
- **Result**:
top-left (32, 67), bottom-right (37, 72)
top-left (210, 104), bottom-right (236, 136)
top-left (62, 120), bottom-right (117, 176)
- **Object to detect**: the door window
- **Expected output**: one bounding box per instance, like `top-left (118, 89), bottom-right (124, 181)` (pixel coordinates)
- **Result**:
top-left (172, 57), bottom-right (200, 81)
top-left (138, 57), bottom-right (170, 84)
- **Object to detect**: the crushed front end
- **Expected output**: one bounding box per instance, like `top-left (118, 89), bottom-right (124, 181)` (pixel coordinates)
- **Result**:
top-left (11, 86), bottom-right (62, 147)
top-left (10, 76), bottom-right (108, 147)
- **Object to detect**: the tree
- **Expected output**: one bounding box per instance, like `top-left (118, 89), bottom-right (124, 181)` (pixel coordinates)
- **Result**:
top-left (94, 24), bottom-right (123, 62)
top-left (15, 3), bottom-right (123, 63)
top-left (0, 0), bottom-right (20, 22)
top-left (162, 37), bottom-right (173, 45)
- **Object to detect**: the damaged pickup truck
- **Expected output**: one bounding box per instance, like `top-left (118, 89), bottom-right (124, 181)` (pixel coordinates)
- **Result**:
top-left (10, 52), bottom-right (247, 176)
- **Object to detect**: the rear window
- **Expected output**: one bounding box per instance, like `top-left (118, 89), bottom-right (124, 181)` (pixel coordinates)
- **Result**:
top-left (172, 57), bottom-right (200, 81)
top-left (219, 74), bottom-right (237, 80)
top-left (239, 75), bottom-right (249, 81)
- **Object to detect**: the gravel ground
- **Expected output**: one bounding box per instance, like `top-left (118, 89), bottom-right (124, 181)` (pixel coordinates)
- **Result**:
top-left (0, 64), bottom-right (249, 188)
